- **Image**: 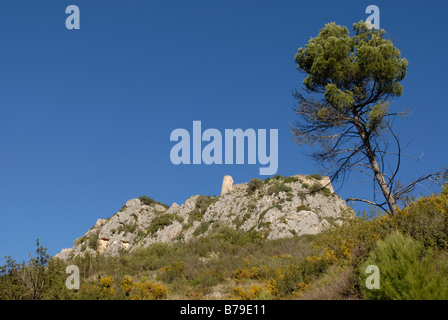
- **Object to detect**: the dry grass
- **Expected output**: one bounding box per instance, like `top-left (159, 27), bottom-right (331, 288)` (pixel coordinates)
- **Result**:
top-left (299, 266), bottom-right (359, 300)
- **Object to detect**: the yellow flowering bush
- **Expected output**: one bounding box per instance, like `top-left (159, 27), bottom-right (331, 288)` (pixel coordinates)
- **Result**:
top-left (232, 268), bottom-right (253, 283)
top-left (232, 265), bottom-right (270, 283)
top-left (100, 276), bottom-right (113, 288)
top-left (131, 282), bottom-right (168, 300)
top-left (292, 282), bottom-right (310, 297)
top-left (385, 194), bottom-right (448, 248)
top-left (85, 276), bottom-right (115, 299)
top-left (265, 278), bottom-right (278, 296)
top-left (158, 262), bottom-right (185, 282)
top-left (232, 284), bottom-right (264, 300)
top-left (121, 276), bottom-right (134, 295)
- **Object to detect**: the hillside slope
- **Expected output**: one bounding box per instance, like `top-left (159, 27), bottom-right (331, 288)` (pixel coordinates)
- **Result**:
top-left (56, 175), bottom-right (351, 260)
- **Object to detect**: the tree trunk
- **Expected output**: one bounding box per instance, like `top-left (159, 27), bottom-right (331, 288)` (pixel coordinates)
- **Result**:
top-left (353, 116), bottom-right (400, 214)
top-left (366, 147), bottom-right (400, 214)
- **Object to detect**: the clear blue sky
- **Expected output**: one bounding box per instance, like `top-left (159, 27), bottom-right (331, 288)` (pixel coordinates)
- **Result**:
top-left (1, 0), bottom-right (447, 263)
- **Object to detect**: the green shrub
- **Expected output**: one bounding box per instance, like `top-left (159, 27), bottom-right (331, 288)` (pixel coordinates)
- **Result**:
top-left (117, 223), bottom-right (137, 235)
top-left (232, 216), bottom-right (245, 229)
top-left (195, 195), bottom-right (217, 210)
top-left (308, 183), bottom-right (323, 193)
top-left (257, 222), bottom-right (266, 229)
top-left (190, 270), bottom-right (225, 288)
top-left (266, 182), bottom-right (292, 196)
top-left (283, 176), bottom-right (299, 183)
top-left (148, 214), bottom-right (176, 235)
top-left (264, 175), bottom-right (298, 184)
top-left (360, 232), bottom-right (448, 300)
top-left (276, 184), bottom-right (292, 195)
top-left (313, 212), bottom-right (382, 267)
top-left (88, 230), bottom-right (100, 250)
top-left (188, 195), bottom-right (218, 222)
top-left (442, 183), bottom-right (448, 197)
top-left (247, 178), bottom-right (263, 195)
top-left (266, 184), bottom-right (277, 196)
top-left (321, 188), bottom-right (332, 197)
top-left (274, 258), bottom-right (329, 296)
top-left (308, 174), bottom-right (322, 180)
top-left (158, 262), bottom-right (185, 283)
top-left (306, 183), bottom-right (331, 196)
top-left (182, 222), bottom-right (193, 230)
top-left (247, 203), bottom-right (256, 212)
top-left (74, 235), bottom-right (87, 246)
top-left (139, 196), bottom-right (157, 206)
top-left (134, 230), bottom-right (147, 243)
top-left (212, 226), bottom-right (263, 246)
top-left (387, 195), bottom-right (448, 249)
top-left (139, 196), bottom-right (170, 209)
top-left (194, 221), bottom-right (211, 236)
top-left (188, 209), bottom-right (204, 222)
top-left (296, 205), bottom-right (312, 212)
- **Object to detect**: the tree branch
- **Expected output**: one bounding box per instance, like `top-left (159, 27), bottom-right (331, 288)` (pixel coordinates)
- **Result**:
top-left (346, 198), bottom-right (388, 211)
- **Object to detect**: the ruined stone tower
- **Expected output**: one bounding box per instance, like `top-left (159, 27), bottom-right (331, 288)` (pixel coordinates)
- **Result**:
top-left (220, 175), bottom-right (234, 195)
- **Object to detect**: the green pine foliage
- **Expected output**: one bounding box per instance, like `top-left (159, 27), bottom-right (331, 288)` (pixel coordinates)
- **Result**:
top-left (295, 21), bottom-right (407, 110)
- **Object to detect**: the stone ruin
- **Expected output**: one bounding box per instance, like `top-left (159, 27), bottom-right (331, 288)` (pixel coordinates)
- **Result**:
top-left (220, 175), bottom-right (234, 195)
top-left (220, 174), bottom-right (333, 195)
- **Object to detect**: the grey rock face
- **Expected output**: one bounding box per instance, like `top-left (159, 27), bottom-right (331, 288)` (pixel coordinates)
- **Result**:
top-left (55, 175), bottom-right (353, 260)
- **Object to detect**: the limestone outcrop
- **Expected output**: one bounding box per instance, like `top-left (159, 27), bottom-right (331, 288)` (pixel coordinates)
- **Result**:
top-left (55, 174), bottom-right (352, 260)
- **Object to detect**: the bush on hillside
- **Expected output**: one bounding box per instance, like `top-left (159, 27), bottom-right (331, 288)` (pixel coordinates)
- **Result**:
top-left (148, 214), bottom-right (176, 235)
top-left (384, 194), bottom-right (448, 249)
top-left (247, 178), bottom-right (263, 195)
top-left (359, 232), bottom-right (448, 300)
top-left (188, 195), bottom-right (218, 222)
top-left (139, 196), bottom-right (169, 209)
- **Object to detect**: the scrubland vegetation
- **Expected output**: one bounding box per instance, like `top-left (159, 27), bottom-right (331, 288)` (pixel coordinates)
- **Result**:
top-left (1, 186), bottom-right (448, 300)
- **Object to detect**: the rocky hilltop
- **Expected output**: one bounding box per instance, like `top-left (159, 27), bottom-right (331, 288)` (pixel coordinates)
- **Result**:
top-left (56, 175), bottom-right (352, 260)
